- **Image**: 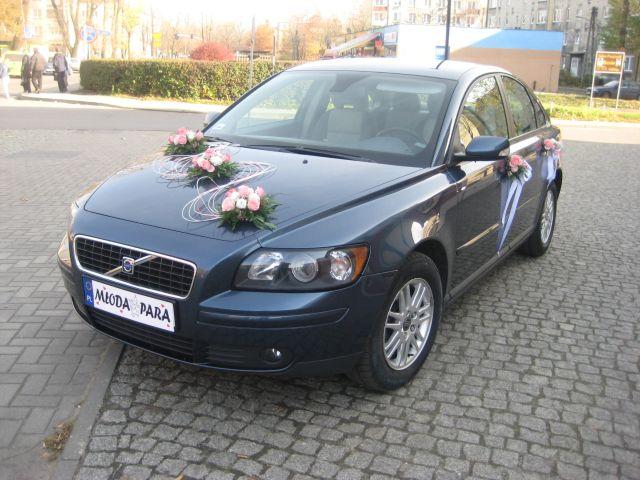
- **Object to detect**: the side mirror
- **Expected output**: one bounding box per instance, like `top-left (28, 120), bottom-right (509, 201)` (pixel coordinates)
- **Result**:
top-left (203, 111), bottom-right (219, 127)
top-left (461, 136), bottom-right (510, 161)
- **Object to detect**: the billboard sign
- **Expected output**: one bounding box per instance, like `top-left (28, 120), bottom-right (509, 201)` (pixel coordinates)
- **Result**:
top-left (590, 51), bottom-right (625, 108)
top-left (594, 51), bottom-right (625, 74)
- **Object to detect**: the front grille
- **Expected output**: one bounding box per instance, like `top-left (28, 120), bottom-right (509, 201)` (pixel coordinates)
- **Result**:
top-left (75, 236), bottom-right (195, 298)
top-left (90, 308), bottom-right (194, 362)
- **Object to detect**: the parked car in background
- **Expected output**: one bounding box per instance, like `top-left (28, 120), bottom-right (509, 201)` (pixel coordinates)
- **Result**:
top-left (69, 57), bottom-right (81, 71)
top-left (587, 80), bottom-right (640, 100)
top-left (44, 56), bottom-right (55, 75)
top-left (58, 59), bottom-right (562, 391)
top-left (1, 51), bottom-right (24, 77)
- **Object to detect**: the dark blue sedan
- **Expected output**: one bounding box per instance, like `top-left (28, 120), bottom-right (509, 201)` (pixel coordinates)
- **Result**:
top-left (58, 59), bottom-right (562, 390)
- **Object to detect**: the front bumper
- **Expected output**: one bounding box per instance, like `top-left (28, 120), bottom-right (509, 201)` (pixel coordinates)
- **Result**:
top-left (59, 258), bottom-right (395, 376)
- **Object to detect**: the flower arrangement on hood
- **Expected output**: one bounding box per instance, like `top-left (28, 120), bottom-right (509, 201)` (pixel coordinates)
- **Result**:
top-left (165, 127), bottom-right (206, 155)
top-left (538, 138), bottom-right (562, 157)
top-left (503, 154), bottom-right (531, 182)
top-left (219, 185), bottom-right (277, 230)
top-left (189, 146), bottom-right (238, 180)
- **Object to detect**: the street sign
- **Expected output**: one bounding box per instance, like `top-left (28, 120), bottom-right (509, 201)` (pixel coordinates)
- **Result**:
top-left (590, 50), bottom-right (625, 108)
top-left (594, 51), bottom-right (624, 74)
top-left (81, 25), bottom-right (97, 43)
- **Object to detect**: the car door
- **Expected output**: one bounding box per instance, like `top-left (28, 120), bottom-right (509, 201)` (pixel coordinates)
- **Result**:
top-left (497, 75), bottom-right (545, 250)
top-left (449, 75), bottom-right (510, 289)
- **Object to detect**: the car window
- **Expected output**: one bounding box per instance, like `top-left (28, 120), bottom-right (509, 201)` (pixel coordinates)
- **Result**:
top-left (502, 76), bottom-right (537, 136)
top-left (457, 76), bottom-right (508, 149)
top-left (206, 70), bottom-right (454, 166)
top-left (532, 96), bottom-right (547, 127)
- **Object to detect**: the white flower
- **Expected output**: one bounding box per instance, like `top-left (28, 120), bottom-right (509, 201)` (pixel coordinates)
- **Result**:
top-left (186, 130), bottom-right (195, 141)
top-left (248, 192), bottom-right (260, 204)
top-left (236, 198), bottom-right (247, 209)
top-left (229, 191), bottom-right (239, 201)
top-left (211, 155), bottom-right (224, 167)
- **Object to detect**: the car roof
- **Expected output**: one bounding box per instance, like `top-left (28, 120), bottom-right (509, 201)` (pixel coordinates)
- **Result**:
top-left (289, 58), bottom-right (509, 80)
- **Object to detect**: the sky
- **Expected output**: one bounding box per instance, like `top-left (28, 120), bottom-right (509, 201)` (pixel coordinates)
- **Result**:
top-left (149, 0), bottom-right (363, 26)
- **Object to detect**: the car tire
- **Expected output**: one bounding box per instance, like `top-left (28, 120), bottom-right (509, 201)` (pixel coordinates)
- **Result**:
top-left (349, 252), bottom-right (442, 391)
top-left (603, 92), bottom-right (612, 99)
top-left (520, 184), bottom-right (557, 257)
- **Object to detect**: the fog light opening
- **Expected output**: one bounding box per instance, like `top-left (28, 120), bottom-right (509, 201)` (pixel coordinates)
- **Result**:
top-left (262, 348), bottom-right (284, 364)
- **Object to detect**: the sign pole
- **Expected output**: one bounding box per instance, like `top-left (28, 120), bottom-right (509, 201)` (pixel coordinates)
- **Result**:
top-left (615, 53), bottom-right (625, 109)
top-left (589, 66), bottom-right (596, 108)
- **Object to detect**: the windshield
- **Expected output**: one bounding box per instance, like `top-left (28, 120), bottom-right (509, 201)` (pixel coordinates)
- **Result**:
top-left (205, 70), bottom-right (454, 166)
top-left (603, 81), bottom-right (619, 87)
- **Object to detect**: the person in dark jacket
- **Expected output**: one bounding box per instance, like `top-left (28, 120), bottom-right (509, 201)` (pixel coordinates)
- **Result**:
top-left (52, 48), bottom-right (70, 93)
top-left (30, 47), bottom-right (46, 93)
top-left (20, 54), bottom-right (31, 93)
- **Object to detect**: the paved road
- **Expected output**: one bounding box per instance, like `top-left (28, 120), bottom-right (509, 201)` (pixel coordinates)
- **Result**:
top-left (0, 105), bottom-right (639, 480)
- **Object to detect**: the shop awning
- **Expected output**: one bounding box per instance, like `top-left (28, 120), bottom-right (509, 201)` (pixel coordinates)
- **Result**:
top-left (324, 32), bottom-right (380, 57)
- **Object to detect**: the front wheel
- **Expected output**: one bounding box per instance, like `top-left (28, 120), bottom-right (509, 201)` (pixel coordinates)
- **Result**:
top-left (349, 253), bottom-right (442, 391)
top-left (520, 184), bottom-right (557, 257)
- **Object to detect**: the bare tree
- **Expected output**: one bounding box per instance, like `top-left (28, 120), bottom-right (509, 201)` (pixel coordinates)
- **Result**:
top-left (50, 0), bottom-right (82, 56)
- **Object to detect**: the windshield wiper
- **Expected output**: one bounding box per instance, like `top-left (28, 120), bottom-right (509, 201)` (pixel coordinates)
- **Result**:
top-left (243, 144), bottom-right (365, 161)
top-left (204, 135), bottom-right (232, 143)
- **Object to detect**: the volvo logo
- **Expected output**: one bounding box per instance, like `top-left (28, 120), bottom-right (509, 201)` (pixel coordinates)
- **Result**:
top-left (122, 256), bottom-right (135, 275)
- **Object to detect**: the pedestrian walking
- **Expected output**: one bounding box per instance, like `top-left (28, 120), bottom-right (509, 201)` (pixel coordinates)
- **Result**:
top-left (0, 59), bottom-right (10, 99)
top-left (30, 47), bottom-right (46, 93)
top-left (20, 53), bottom-right (32, 93)
top-left (52, 48), bottom-right (70, 93)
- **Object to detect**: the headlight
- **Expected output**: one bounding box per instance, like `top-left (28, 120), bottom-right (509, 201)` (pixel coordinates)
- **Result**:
top-left (57, 234), bottom-right (72, 269)
top-left (235, 245), bottom-right (369, 291)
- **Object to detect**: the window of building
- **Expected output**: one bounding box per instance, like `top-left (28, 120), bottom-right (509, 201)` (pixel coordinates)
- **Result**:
top-left (538, 9), bottom-right (547, 23)
top-left (409, 13), bottom-right (416, 22)
top-left (553, 8), bottom-right (561, 22)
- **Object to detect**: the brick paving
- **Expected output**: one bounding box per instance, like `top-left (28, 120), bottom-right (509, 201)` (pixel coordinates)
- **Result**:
top-left (71, 140), bottom-right (639, 480)
top-left (0, 128), bottom-right (167, 480)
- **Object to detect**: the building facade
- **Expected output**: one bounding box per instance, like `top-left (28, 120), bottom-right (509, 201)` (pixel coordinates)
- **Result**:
top-left (486, 0), bottom-right (613, 77)
top-left (372, 0), bottom-right (487, 29)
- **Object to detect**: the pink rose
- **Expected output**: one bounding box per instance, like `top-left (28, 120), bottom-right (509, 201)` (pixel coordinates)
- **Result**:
top-left (225, 188), bottom-right (236, 198)
top-left (177, 134), bottom-right (187, 145)
top-left (168, 135), bottom-right (174, 144)
top-left (195, 131), bottom-right (204, 141)
top-left (255, 186), bottom-right (265, 198)
top-left (191, 156), bottom-right (199, 166)
top-left (222, 153), bottom-right (232, 163)
top-left (543, 139), bottom-right (554, 150)
top-left (247, 193), bottom-right (261, 211)
top-left (510, 155), bottom-right (523, 167)
top-left (201, 159), bottom-right (214, 172)
top-left (221, 197), bottom-right (235, 212)
top-left (177, 128), bottom-right (187, 135)
top-left (204, 147), bottom-right (215, 158)
top-left (238, 185), bottom-right (251, 198)
top-left (196, 156), bottom-right (204, 168)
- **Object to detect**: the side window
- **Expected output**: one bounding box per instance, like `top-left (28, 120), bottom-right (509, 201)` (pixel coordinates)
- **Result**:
top-left (457, 76), bottom-right (509, 149)
top-left (502, 76), bottom-right (537, 136)
top-left (532, 96), bottom-right (547, 127)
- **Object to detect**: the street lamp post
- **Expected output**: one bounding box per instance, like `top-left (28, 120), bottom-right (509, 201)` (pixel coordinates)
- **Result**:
top-left (444, 0), bottom-right (452, 60)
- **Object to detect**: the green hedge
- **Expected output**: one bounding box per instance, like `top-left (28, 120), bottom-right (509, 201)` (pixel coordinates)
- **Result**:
top-left (79, 59), bottom-right (295, 102)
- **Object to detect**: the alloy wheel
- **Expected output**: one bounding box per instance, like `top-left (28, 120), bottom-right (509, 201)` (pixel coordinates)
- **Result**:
top-left (383, 278), bottom-right (434, 370)
top-left (540, 189), bottom-right (555, 245)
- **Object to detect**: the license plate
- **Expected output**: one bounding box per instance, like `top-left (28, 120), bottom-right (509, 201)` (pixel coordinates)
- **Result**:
top-left (82, 277), bottom-right (176, 332)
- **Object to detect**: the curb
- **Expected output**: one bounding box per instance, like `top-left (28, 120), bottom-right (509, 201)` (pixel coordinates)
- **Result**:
top-left (17, 92), bottom-right (225, 115)
top-left (51, 340), bottom-right (123, 480)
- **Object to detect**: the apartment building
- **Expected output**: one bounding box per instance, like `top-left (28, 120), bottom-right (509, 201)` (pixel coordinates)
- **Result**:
top-left (372, 0), bottom-right (487, 29)
top-left (486, 0), bottom-right (618, 77)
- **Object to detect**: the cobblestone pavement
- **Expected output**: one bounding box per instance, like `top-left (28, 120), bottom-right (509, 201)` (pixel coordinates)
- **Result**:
top-left (0, 127), bottom-right (167, 480)
top-left (73, 140), bottom-right (640, 480)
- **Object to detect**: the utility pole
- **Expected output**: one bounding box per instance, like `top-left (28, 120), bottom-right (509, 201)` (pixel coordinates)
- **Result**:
top-left (444, 0), bottom-right (452, 59)
top-left (249, 15), bottom-right (255, 89)
top-left (583, 7), bottom-right (598, 82)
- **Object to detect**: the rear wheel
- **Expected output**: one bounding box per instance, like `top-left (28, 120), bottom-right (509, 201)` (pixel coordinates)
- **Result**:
top-left (602, 91), bottom-right (612, 99)
top-left (349, 253), bottom-right (442, 391)
top-left (520, 184), bottom-right (557, 257)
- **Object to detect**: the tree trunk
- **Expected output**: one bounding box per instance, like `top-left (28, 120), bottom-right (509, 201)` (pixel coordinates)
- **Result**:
top-left (619, 0), bottom-right (630, 50)
top-left (11, 0), bottom-right (31, 50)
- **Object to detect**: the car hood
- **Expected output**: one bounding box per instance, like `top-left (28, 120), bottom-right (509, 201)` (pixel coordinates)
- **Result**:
top-left (84, 146), bottom-right (420, 241)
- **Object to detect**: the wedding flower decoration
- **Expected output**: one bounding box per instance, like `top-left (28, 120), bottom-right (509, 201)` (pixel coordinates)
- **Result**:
top-left (165, 127), bottom-right (206, 155)
top-left (188, 146), bottom-right (238, 180)
top-left (538, 138), bottom-right (562, 157)
top-left (504, 154), bottom-right (531, 182)
top-left (219, 185), bottom-right (277, 230)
